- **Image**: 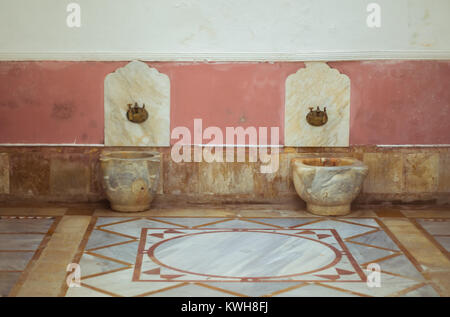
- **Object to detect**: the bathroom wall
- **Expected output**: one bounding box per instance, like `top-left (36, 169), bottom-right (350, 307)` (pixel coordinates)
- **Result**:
top-left (0, 60), bottom-right (449, 205)
top-left (1, 0), bottom-right (449, 205)
top-left (0, 60), bottom-right (449, 146)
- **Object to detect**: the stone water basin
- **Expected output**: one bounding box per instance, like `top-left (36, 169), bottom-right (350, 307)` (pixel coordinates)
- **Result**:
top-left (292, 157), bottom-right (368, 216)
top-left (100, 151), bottom-right (160, 212)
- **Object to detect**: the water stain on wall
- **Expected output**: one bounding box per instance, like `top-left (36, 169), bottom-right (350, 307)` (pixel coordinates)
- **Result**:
top-left (51, 103), bottom-right (75, 120)
top-left (0, 100), bottom-right (18, 109)
top-left (88, 120), bottom-right (98, 129)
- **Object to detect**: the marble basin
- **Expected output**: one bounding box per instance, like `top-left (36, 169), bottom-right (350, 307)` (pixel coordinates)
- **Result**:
top-left (100, 151), bottom-right (160, 212)
top-left (292, 157), bottom-right (368, 216)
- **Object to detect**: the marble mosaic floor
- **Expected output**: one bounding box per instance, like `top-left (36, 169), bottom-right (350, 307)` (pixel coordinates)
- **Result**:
top-left (413, 219), bottom-right (450, 256)
top-left (63, 216), bottom-right (442, 297)
top-left (0, 216), bottom-right (56, 296)
top-left (0, 204), bottom-right (449, 297)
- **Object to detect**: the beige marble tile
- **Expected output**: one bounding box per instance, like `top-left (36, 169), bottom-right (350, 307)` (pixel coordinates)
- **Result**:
top-left (422, 271), bottom-right (450, 297)
top-left (198, 161), bottom-right (255, 195)
top-left (438, 152), bottom-right (450, 192)
top-left (0, 207), bottom-right (67, 216)
top-left (105, 61), bottom-right (170, 146)
top-left (253, 153), bottom-right (294, 198)
top-left (279, 153), bottom-right (310, 192)
top-left (156, 152), bottom-right (164, 194)
top-left (402, 209), bottom-right (450, 218)
top-left (374, 209), bottom-right (405, 218)
top-left (404, 153), bottom-right (439, 193)
top-left (9, 153), bottom-right (50, 196)
top-left (343, 209), bottom-right (377, 218)
top-left (0, 153), bottom-right (9, 194)
top-left (225, 202), bottom-right (299, 211)
top-left (93, 208), bottom-right (236, 218)
top-left (14, 216), bottom-right (91, 297)
top-left (50, 156), bottom-right (90, 195)
top-left (163, 158), bottom-right (199, 195)
top-left (382, 218), bottom-right (450, 272)
top-left (236, 210), bottom-right (311, 218)
top-left (285, 62), bottom-right (350, 147)
top-left (363, 153), bottom-right (403, 193)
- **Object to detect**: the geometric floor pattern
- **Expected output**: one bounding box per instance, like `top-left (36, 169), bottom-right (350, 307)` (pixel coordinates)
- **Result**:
top-left (65, 217), bottom-right (440, 297)
top-left (0, 216), bottom-right (55, 297)
top-left (414, 219), bottom-right (450, 255)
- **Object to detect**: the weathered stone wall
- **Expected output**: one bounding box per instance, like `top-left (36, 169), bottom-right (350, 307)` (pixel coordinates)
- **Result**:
top-left (0, 146), bottom-right (448, 205)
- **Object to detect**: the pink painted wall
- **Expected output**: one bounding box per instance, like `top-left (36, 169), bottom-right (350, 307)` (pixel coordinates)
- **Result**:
top-left (330, 61), bottom-right (450, 145)
top-left (0, 60), bottom-right (449, 145)
top-left (0, 62), bottom-right (121, 144)
top-left (166, 62), bottom-right (303, 145)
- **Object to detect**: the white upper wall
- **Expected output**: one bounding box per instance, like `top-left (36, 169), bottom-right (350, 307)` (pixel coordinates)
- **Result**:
top-left (0, 0), bottom-right (449, 61)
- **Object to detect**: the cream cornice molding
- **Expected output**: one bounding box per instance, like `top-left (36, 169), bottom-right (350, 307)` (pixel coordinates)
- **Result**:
top-left (0, 50), bottom-right (449, 61)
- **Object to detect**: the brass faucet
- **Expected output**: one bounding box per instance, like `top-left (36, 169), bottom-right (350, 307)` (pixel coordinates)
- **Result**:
top-left (126, 102), bottom-right (149, 123)
top-left (306, 106), bottom-right (328, 126)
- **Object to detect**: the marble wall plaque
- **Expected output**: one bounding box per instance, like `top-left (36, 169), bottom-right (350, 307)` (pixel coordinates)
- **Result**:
top-left (105, 61), bottom-right (170, 146)
top-left (285, 62), bottom-right (350, 147)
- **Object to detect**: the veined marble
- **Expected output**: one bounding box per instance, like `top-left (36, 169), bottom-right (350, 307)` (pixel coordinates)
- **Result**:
top-left (64, 216), bottom-right (438, 297)
top-left (0, 153), bottom-right (9, 194)
top-left (292, 157), bottom-right (368, 216)
top-left (0, 217), bottom-right (55, 297)
top-left (148, 230), bottom-right (343, 279)
top-left (285, 62), bottom-right (350, 147)
top-left (416, 219), bottom-right (450, 252)
top-left (100, 151), bottom-right (160, 212)
top-left (104, 61), bottom-right (170, 146)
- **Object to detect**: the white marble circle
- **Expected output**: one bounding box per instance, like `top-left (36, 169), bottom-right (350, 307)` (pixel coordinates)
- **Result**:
top-left (151, 231), bottom-right (338, 278)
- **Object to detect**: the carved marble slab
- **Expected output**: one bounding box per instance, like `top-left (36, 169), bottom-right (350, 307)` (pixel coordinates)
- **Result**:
top-left (105, 61), bottom-right (170, 146)
top-left (285, 62), bottom-right (350, 147)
